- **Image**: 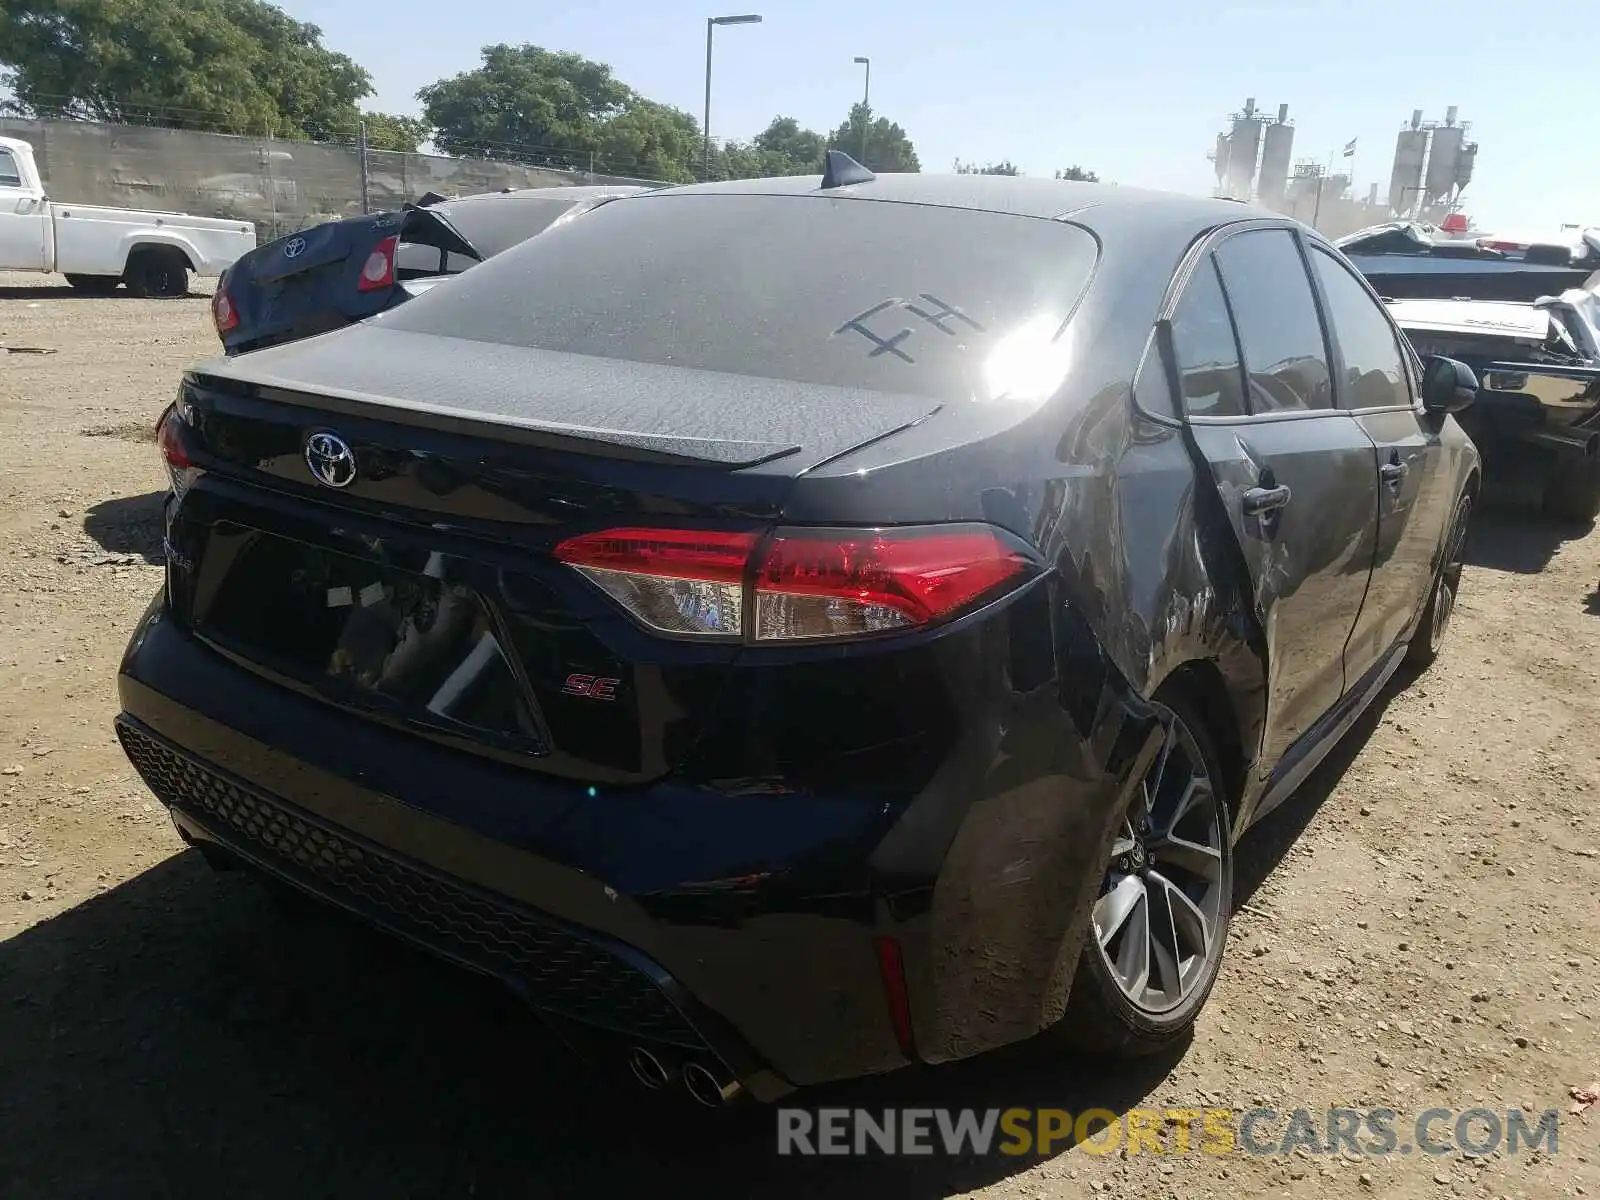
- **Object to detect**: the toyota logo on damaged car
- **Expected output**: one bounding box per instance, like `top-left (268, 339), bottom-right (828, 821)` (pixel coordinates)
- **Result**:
top-left (304, 431), bottom-right (357, 488)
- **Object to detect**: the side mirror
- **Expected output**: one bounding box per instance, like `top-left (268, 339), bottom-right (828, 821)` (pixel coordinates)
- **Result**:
top-left (1421, 355), bottom-right (1477, 415)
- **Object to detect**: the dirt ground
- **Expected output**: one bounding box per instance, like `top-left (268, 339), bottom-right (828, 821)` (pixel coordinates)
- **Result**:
top-left (0, 271), bottom-right (1597, 1200)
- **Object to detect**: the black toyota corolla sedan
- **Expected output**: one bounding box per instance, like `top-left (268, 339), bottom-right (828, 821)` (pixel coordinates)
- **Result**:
top-left (119, 155), bottom-right (1481, 1106)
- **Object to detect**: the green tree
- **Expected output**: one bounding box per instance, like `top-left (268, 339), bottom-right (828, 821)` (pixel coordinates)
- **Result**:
top-left (826, 103), bottom-right (920, 173)
top-left (1055, 165), bottom-right (1100, 182)
top-left (592, 99), bottom-right (700, 183)
top-left (955, 159), bottom-right (1021, 175)
top-left (358, 112), bottom-right (430, 153)
top-left (752, 116), bottom-right (825, 173)
top-left (218, 0), bottom-right (369, 140)
top-left (0, 0), bottom-right (372, 138)
top-left (418, 43), bottom-right (633, 164)
top-left (707, 142), bottom-right (786, 181)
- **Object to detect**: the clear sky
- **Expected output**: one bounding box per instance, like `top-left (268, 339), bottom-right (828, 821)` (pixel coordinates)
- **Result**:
top-left (288, 0), bottom-right (1595, 232)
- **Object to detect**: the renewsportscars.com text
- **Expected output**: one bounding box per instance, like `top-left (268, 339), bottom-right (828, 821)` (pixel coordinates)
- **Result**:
top-left (775, 1106), bottom-right (1562, 1158)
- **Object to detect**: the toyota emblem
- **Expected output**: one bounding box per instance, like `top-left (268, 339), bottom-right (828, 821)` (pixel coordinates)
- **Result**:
top-left (304, 431), bottom-right (357, 489)
top-left (283, 236), bottom-right (307, 259)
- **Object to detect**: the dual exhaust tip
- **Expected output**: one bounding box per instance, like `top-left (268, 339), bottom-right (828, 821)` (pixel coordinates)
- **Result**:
top-left (627, 1045), bottom-right (741, 1108)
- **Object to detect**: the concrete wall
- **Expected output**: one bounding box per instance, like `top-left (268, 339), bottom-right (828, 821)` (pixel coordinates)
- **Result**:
top-left (0, 117), bottom-right (663, 243)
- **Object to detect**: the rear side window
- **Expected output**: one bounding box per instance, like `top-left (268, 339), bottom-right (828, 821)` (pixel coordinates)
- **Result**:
top-left (395, 242), bottom-right (477, 278)
top-left (382, 193), bottom-right (1101, 404)
top-left (0, 150), bottom-right (21, 188)
top-left (1215, 229), bottom-right (1333, 413)
top-left (1309, 246), bottom-right (1412, 409)
top-left (1169, 257), bottom-right (1246, 417)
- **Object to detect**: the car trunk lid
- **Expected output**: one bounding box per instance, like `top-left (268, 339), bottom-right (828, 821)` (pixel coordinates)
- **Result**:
top-left (166, 331), bottom-right (941, 789)
top-left (222, 209), bottom-right (479, 353)
top-left (190, 323), bottom-right (941, 477)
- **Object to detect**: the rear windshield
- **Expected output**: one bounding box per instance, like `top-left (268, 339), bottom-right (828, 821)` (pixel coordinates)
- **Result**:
top-left (432, 194), bottom-right (593, 258)
top-left (381, 192), bottom-right (1100, 402)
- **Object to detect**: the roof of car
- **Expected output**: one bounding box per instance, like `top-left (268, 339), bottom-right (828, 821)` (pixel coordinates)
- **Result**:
top-left (637, 172), bottom-right (1269, 228)
top-left (436, 184), bottom-right (650, 207)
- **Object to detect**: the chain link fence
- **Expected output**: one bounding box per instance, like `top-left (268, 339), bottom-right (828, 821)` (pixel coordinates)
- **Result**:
top-left (0, 116), bottom-right (669, 243)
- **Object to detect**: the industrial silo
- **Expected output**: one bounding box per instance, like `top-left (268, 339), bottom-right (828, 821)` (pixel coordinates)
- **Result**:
top-left (1388, 110), bottom-right (1428, 214)
top-left (1454, 141), bottom-right (1478, 194)
top-left (1424, 108), bottom-right (1465, 206)
top-left (1256, 104), bottom-right (1294, 209)
top-left (1226, 98), bottom-right (1262, 199)
top-left (1213, 132), bottom-right (1231, 186)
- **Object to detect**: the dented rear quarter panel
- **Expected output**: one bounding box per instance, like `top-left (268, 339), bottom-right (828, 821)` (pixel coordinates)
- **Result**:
top-left (790, 206), bottom-right (1271, 815)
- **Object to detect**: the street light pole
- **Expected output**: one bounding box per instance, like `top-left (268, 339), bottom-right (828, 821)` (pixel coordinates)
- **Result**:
top-left (703, 20), bottom-right (713, 178)
top-left (853, 56), bottom-right (870, 162)
top-left (703, 13), bottom-right (763, 180)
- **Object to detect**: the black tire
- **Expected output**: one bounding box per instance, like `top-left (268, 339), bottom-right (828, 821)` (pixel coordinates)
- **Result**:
top-left (1407, 490), bottom-right (1473, 669)
top-left (1541, 455), bottom-right (1600, 524)
top-left (123, 248), bottom-right (190, 299)
top-left (64, 273), bottom-right (121, 295)
top-left (1051, 687), bottom-right (1234, 1057)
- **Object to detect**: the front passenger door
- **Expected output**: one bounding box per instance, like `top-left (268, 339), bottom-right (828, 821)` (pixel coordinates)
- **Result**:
top-left (1168, 226), bottom-right (1383, 783)
top-left (1307, 243), bottom-right (1452, 677)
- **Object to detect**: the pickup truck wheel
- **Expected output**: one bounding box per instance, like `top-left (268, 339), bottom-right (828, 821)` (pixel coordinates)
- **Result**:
top-left (64, 274), bottom-right (121, 295)
top-left (124, 248), bottom-right (190, 299)
top-left (1542, 455), bottom-right (1600, 524)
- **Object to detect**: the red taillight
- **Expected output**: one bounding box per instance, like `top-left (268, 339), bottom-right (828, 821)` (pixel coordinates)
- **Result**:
top-left (156, 405), bottom-right (190, 468)
top-left (211, 286), bottom-right (238, 334)
top-left (554, 527), bottom-right (758, 582)
top-left (554, 528), bottom-right (759, 638)
top-left (552, 523), bottom-right (1036, 643)
top-left (873, 935), bottom-right (917, 1058)
top-left (754, 527), bottom-right (1033, 638)
top-left (358, 235), bottom-right (398, 291)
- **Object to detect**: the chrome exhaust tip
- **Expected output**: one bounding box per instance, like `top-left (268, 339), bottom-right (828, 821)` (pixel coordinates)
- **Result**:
top-left (682, 1060), bottom-right (742, 1108)
top-left (627, 1046), bottom-right (671, 1090)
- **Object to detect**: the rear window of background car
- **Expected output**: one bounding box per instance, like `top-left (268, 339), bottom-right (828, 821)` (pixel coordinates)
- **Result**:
top-left (380, 193), bottom-right (1101, 404)
top-left (433, 194), bottom-right (600, 259)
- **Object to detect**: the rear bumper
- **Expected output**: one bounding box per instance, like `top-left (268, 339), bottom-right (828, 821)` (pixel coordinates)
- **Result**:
top-left (116, 715), bottom-right (783, 1095)
top-left (115, 587), bottom-right (1155, 1096)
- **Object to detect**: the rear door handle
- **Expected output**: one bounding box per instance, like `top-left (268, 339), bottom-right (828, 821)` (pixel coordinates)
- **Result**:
top-left (1242, 484), bottom-right (1292, 515)
top-left (1380, 462), bottom-right (1408, 485)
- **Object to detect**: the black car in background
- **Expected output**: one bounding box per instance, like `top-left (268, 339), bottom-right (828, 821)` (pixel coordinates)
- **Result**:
top-left (124, 158), bottom-right (1481, 1106)
top-left (1336, 221), bottom-right (1595, 303)
top-left (212, 185), bottom-right (646, 355)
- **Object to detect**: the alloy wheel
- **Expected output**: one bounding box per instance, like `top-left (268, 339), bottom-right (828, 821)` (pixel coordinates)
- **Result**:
top-left (1090, 710), bottom-right (1227, 1016)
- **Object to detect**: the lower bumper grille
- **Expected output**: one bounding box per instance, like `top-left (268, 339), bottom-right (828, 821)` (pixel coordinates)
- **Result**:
top-left (116, 719), bottom-right (706, 1049)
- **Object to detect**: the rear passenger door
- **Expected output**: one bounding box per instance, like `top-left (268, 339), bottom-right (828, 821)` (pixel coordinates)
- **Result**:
top-left (1306, 242), bottom-right (1453, 678)
top-left (1166, 225), bottom-right (1382, 778)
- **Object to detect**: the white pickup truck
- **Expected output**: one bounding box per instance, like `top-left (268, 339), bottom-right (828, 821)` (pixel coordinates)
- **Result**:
top-left (0, 136), bottom-right (256, 297)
